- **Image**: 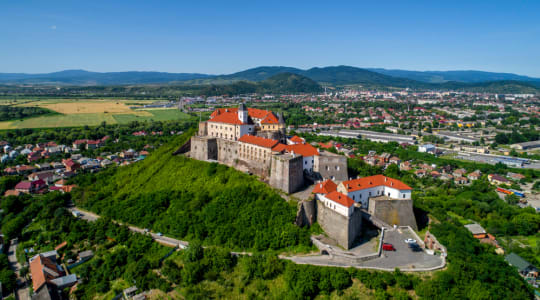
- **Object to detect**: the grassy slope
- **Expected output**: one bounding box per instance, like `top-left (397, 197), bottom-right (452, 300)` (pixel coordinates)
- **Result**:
top-left (75, 129), bottom-right (310, 250)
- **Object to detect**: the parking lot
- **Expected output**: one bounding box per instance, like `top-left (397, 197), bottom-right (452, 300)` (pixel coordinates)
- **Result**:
top-left (286, 227), bottom-right (445, 271)
top-left (361, 228), bottom-right (444, 270)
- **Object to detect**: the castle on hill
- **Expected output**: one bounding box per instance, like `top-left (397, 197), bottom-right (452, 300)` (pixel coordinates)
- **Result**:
top-left (189, 104), bottom-right (417, 249)
top-left (190, 104), bottom-right (348, 193)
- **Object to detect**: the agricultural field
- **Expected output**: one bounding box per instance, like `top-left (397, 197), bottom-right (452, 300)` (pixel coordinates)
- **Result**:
top-left (0, 99), bottom-right (192, 129)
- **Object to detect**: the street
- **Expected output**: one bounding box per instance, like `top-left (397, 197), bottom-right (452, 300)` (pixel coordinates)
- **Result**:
top-left (67, 206), bottom-right (189, 249)
top-left (8, 239), bottom-right (30, 300)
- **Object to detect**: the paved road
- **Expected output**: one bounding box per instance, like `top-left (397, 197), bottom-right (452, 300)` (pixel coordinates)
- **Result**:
top-left (67, 206), bottom-right (189, 249)
top-left (8, 239), bottom-right (30, 300)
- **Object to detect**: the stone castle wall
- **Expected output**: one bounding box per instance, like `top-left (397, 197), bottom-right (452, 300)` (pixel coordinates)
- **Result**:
top-left (316, 199), bottom-right (363, 249)
top-left (368, 198), bottom-right (418, 230)
top-left (270, 154), bottom-right (304, 193)
top-left (295, 199), bottom-right (316, 227)
top-left (313, 152), bottom-right (348, 181)
top-left (190, 136), bottom-right (217, 161)
top-left (216, 138), bottom-right (238, 166)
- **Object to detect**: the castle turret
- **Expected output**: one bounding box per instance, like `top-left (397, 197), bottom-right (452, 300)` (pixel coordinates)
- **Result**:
top-left (238, 103), bottom-right (248, 124)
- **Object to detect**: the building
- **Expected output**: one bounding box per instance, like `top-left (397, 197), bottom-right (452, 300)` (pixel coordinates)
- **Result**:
top-left (191, 104), bottom-right (347, 193)
top-left (464, 223), bottom-right (486, 239)
top-left (505, 253), bottom-right (538, 278)
top-left (30, 251), bottom-right (78, 300)
top-left (488, 174), bottom-right (510, 185)
top-left (418, 144), bottom-right (436, 153)
top-left (510, 141), bottom-right (540, 151)
top-left (338, 175), bottom-right (412, 209)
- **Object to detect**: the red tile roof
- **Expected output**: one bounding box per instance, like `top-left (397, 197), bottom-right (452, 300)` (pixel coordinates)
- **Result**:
top-left (30, 255), bottom-right (63, 291)
top-left (210, 107), bottom-right (278, 124)
top-left (15, 181), bottom-right (32, 190)
top-left (238, 135), bottom-right (279, 149)
top-left (289, 135), bottom-right (304, 143)
top-left (208, 111), bottom-right (246, 125)
top-left (325, 191), bottom-right (355, 208)
top-left (318, 142), bottom-right (333, 149)
top-left (261, 113), bottom-right (279, 124)
top-left (313, 179), bottom-right (337, 194)
top-left (272, 143), bottom-right (319, 157)
top-left (342, 175), bottom-right (412, 192)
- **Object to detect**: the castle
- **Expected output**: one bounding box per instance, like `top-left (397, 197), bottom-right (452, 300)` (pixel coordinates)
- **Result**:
top-left (190, 104), bottom-right (348, 193)
top-left (189, 104), bottom-right (417, 249)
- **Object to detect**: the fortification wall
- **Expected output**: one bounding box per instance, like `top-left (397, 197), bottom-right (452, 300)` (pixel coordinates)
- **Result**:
top-left (316, 199), bottom-right (362, 249)
top-left (270, 154), bottom-right (304, 193)
top-left (295, 199), bottom-right (316, 227)
top-left (368, 198), bottom-right (418, 230)
top-left (190, 136), bottom-right (217, 161)
top-left (313, 152), bottom-right (348, 181)
top-left (216, 139), bottom-right (238, 166)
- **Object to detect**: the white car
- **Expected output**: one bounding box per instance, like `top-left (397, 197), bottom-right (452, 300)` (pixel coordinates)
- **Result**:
top-left (404, 238), bottom-right (417, 244)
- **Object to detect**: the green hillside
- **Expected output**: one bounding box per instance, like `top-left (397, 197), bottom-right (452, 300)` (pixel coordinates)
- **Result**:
top-left (73, 129), bottom-right (311, 251)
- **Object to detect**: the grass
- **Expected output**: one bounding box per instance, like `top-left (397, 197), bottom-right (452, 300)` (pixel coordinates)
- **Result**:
top-left (0, 99), bottom-right (192, 129)
top-left (447, 211), bottom-right (472, 225)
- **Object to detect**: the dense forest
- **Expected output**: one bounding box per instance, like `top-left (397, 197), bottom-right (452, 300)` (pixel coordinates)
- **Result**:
top-left (0, 105), bottom-right (55, 121)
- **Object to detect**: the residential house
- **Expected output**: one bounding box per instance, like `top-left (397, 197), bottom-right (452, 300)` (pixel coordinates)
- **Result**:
top-left (399, 161), bottom-right (412, 171)
top-left (468, 170), bottom-right (482, 181)
top-left (63, 159), bottom-right (81, 172)
top-left (454, 177), bottom-right (468, 185)
top-left (488, 174), bottom-right (510, 185)
top-left (505, 253), bottom-right (538, 278)
top-left (415, 169), bottom-right (426, 178)
top-left (30, 251), bottom-right (78, 298)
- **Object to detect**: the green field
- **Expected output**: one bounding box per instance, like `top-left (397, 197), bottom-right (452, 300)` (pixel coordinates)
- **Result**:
top-left (0, 106), bottom-right (192, 129)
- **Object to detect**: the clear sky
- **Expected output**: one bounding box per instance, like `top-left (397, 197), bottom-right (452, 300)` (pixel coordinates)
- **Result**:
top-left (1, 0), bottom-right (539, 76)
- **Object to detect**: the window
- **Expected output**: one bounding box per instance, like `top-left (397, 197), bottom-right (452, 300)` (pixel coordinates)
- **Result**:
top-left (403, 194), bottom-right (406, 198)
top-left (352, 195), bottom-right (355, 200)
top-left (336, 166), bottom-right (340, 171)
top-left (305, 161), bottom-right (307, 165)
top-left (369, 192), bottom-right (371, 196)
top-left (325, 165), bottom-right (329, 171)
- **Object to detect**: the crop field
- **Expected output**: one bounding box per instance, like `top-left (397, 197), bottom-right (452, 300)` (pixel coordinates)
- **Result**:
top-left (0, 99), bottom-right (192, 129)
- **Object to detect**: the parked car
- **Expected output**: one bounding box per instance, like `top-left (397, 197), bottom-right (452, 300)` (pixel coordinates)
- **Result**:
top-left (408, 243), bottom-right (422, 252)
top-left (404, 238), bottom-right (417, 244)
top-left (156, 232), bottom-right (163, 236)
top-left (382, 243), bottom-right (396, 251)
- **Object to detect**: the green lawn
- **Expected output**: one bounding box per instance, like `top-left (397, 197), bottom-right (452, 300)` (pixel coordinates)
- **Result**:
top-left (0, 109), bottom-right (192, 129)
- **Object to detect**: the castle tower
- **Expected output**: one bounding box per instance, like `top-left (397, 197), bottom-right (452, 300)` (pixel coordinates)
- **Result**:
top-left (238, 103), bottom-right (248, 124)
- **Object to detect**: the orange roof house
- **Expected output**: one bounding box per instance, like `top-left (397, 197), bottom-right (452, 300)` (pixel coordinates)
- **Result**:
top-left (313, 179), bottom-right (338, 194)
top-left (324, 191), bottom-right (355, 208)
top-left (340, 175), bottom-right (412, 192)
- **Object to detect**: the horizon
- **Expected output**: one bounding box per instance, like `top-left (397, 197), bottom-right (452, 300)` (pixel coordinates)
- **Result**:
top-left (3, 65), bottom-right (540, 79)
top-left (1, 1), bottom-right (540, 77)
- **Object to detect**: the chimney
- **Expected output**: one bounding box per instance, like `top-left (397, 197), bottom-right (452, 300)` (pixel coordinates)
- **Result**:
top-left (320, 183), bottom-right (322, 188)
top-left (385, 177), bottom-right (387, 182)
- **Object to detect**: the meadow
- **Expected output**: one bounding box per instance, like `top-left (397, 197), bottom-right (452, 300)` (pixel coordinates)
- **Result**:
top-left (0, 99), bottom-right (191, 129)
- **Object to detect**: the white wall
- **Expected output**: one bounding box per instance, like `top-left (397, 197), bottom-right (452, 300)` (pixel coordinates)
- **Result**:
top-left (320, 194), bottom-right (353, 217)
top-left (344, 186), bottom-right (411, 209)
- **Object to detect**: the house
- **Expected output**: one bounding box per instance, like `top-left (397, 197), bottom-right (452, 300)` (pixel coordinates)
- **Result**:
top-left (415, 169), bottom-right (426, 178)
top-left (15, 181), bottom-right (33, 193)
top-left (28, 171), bottom-right (56, 184)
top-left (454, 177), bottom-right (468, 185)
top-left (4, 190), bottom-right (22, 197)
top-left (488, 174), bottom-right (510, 185)
top-left (312, 179), bottom-right (338, 196)
top-left (507, 172), bottom-right (526, 181)
top-left (468, 170), bottom-right (482, 181)
top-left (30, 251), bottom-right (78, 297)
top-left (452, 168), bottom-right (467, 178)
top-left (464, 223), bottom-right (487, 239)
top-left (389, 156), bottom-right (401, 165)
top-left (72, 139), bottom-right (87, 149)
top-left (78, 250), bottom-right (94, 262)
top-left (399, 161), bottom-right (412, 171)
top-left (62, 159), bottom-right (81, 172)
top-left (505, 253), bottom-right (538, 278)
top-left (288, 135), bottom-right (305, 145)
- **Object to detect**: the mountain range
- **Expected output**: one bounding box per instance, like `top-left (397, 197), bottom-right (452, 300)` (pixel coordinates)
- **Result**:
top-left (1, 66), bottom-right (539, 93)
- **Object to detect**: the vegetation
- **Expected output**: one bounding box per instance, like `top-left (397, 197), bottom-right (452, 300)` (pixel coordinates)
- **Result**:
top-left (73, 130), bottom-right (311, 251)
top-left (0, 105), bottom-right (56, 121)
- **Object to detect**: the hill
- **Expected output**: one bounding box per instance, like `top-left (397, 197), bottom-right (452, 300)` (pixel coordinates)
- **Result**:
top-left (73, 130), bottom-right (311, 250)
top-left (200, 72), bottom-right (322, 95)
top-left (0, 69), bottom-right (211, 85)
top-left (1, 66), bottom-right (538, 93)
top-left (368, 68), bottom-right (540, 84)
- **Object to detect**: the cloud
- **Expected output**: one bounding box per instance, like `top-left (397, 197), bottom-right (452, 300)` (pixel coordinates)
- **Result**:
top-left (50, 25), bottom-right (57, 30)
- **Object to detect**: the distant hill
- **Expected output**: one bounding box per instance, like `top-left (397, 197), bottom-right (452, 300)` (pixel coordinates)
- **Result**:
top-left (201, 72), bottom-right (322, 95)
top-left (0, 66), bottom-right (538, 93)
top-left (0, 69), bottom-right (211, 85)
top-left (367, 68), bottom-right (540, 84)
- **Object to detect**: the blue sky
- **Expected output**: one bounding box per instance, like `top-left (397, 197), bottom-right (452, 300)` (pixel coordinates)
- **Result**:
top-left (1, 0), bottom-right (539, 76)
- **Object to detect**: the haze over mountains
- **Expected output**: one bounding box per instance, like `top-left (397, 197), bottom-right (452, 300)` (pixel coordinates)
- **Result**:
top-left (0, 66), bottom-right (539, 93)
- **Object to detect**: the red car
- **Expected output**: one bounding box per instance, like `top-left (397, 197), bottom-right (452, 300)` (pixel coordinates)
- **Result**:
top-left (382, 243), bottom-right (396, 251)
